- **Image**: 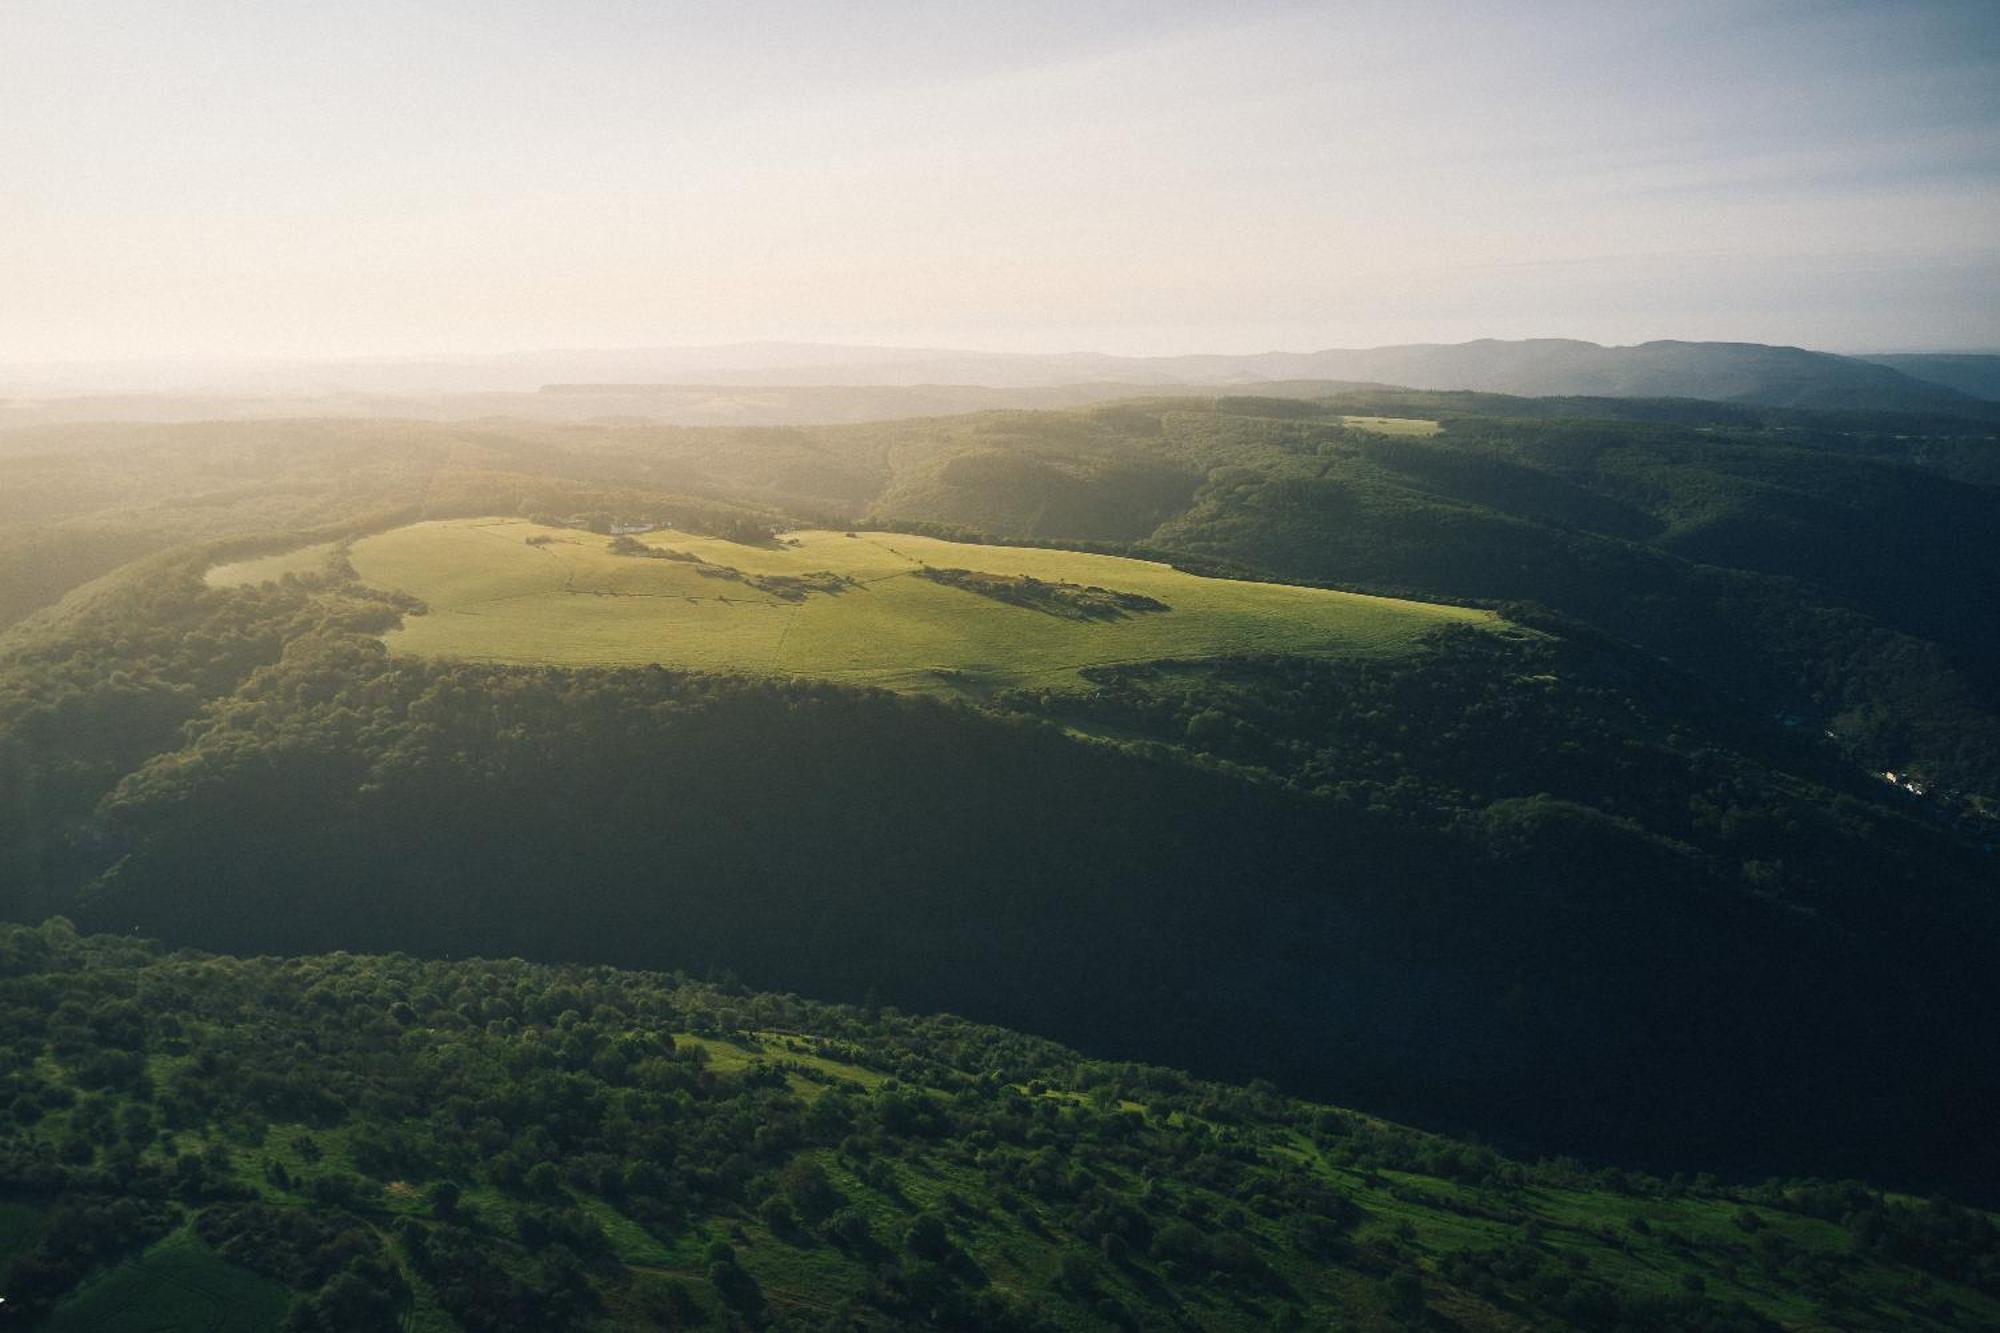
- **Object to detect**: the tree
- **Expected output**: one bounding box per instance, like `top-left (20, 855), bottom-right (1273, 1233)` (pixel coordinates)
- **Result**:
top-left (1387, 1269), bottom-right (1426, 1325)
top-left (906, 1213), bottom-right (952, 1261)
top-left (428, 1179), bottom-right (463, 1220)
top-left (1058, 1251), bottom-right (1099, 1293)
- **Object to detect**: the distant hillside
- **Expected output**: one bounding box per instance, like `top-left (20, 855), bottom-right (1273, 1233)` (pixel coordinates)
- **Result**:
top-left (1860, 353), bottom-right (2000, 400)
top-left (3, 339), bottom-right (1989, 417)
top-left (1224, 339), bottom-right (1986, 413)
top-left (502, 339), bottom-right (1994, 413)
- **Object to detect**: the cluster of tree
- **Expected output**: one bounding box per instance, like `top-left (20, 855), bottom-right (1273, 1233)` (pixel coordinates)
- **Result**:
top-left (0, 922), bottom-right (1991, 1329)
top-left (1013, 628), bottom-right (1993, 935)
top-left (539, 507), bottom-right (779, 545)
top-left (0, 551), bottom-right (414, 918)
top-left (916, 567), bottom-right (1168, 620)
top-left (0, 1194), bottom-right (177, 1321)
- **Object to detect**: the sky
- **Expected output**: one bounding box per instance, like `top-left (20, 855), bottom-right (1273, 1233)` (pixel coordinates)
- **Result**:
top-left (1, 0), bottom-right (1995, 362)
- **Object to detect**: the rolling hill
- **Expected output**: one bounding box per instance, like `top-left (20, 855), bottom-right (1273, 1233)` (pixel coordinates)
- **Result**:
top-left (3, 388), bottom-right (1997, 1212)
top-left (1859, 353), bottom-right (2000, 401)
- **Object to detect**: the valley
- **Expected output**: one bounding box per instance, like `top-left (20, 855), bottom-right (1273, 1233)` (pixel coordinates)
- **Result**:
top-left (2, 386), bottom-right (1995, 1330)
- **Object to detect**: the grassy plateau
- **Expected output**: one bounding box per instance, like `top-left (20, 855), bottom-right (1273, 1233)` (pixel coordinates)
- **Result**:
top-left (343, 518), bottom-right (1493, 694)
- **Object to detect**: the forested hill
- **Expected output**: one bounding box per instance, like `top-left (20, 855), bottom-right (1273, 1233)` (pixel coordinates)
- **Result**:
top-left (1057, 339), bottom-right (1992, 413)
top-left (2, 532), bottom-right (1996, 1202)
top-left (1, 390), bottom-right (1997, 1204)
top-left (848, 397), bottom-right (2000, 802)
top-left (1860, 353), bottom-right (2000, 401)
top-left (6, 391), bottom-right (1998, 805)
top-left (1, 922), bottom-right (1994, 1332)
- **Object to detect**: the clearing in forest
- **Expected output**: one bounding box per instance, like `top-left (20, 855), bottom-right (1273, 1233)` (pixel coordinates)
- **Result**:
top-left (343, 518), bottom-right (1495, 693)
top-left (1340, 415), bottom-right (1442, 436)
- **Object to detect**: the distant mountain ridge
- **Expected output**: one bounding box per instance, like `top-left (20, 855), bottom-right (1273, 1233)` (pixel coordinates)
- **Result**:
top-left (1860, 352), bottom-right (2000, 401)
top-left (2, 337), bottom-right (1989, 416)
top-left (1183, 338), bottom-right (1985, 411)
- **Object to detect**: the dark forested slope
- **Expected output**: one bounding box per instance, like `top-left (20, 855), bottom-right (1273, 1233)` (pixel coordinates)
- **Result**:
top-left (847, 398), bottom-right (2000, 801)
top-left (1, 545), bottom-right (1994, 1200)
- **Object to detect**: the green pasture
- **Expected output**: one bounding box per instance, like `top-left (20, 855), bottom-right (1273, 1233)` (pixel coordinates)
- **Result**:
top-left (346, 518), bottom-right (1493, 693)
top-left (1341, 415), bottom-right (1442, 436)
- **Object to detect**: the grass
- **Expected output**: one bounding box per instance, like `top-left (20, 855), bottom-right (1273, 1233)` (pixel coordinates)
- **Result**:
top-left (676, 1031), bottom-right (887, 1094)
top-left (45, 1225), bottom-right (293, 1333)
top-left (203, 541), bottom-right (340, 588)
top-left (1341, 415), bottom-right (1441, 436)
top-left (347, 518), bottom-right (1493, 694)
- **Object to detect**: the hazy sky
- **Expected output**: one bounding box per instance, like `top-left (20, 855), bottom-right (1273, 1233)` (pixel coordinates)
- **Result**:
top-left (2, 0), bottom-right (1995, 360)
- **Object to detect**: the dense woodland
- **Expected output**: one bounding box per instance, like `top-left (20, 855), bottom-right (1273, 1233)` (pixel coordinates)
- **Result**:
top-left (0, 923), bottom-right (1994, 1330)
top-left (0, 389), bottom-right (1996, 1325)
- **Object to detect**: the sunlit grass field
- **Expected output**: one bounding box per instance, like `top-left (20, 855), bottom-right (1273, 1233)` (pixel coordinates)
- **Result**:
top-left (1340, 415), bottom-right (1441, 436)
top-left (345, 518), bottom-right (1493, 693)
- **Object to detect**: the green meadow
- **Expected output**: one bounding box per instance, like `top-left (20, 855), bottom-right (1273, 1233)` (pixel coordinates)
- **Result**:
top-left (345, 518), bottom-right (1493, 693)
top-left (1339, 414), bottom-right (1441, 436)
